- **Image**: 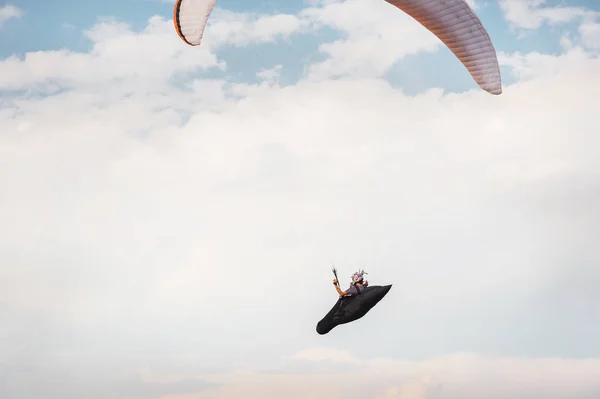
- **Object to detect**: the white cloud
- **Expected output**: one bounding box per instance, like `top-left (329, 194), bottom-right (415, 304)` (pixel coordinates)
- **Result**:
top-left (257, 64), bottom-right (283, 84)
top-left (0, 9), bottom-right (311, 92)
top-left (205, 9), bottom-right (310, 46)
top-left (0, 4), bottom-right (23, 28)
top-left (285, 346), bottom-right (361, 364)
top-left (0, 16), bottom-right (223, 92)
top-left (465, 0), bottom-right (478, 9)
top-left (499, 0), bottom-right (598, 30)
top-left (499, 46), bottom-right (600, 81)
top-left (148, 350), bottom-right (600, 399)
top-left (580, 20), bottom-right (600, 51)
top-left (300, 0), bottom-right (442, 80)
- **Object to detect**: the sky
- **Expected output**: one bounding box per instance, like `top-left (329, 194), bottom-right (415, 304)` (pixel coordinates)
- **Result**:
top-left (1, 0), bottom-right (600, 398)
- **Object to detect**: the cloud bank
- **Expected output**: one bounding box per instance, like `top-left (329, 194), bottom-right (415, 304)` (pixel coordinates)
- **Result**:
top-left (1, 1), bottom-right (600, 398)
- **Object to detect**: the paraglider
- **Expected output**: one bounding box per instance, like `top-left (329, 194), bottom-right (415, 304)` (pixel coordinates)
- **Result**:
top-left (316, 268), bottom-right (392, 335)
top-left (172, 0), bottom-right (502, 95)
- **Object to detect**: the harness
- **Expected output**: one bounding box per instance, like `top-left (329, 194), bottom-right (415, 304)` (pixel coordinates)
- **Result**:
top-left (339, 284), bottom-right (364, 308)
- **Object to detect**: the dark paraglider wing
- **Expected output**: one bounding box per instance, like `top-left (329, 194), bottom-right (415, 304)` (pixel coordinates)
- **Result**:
top-left (316, 284), bottom-right (392, 335)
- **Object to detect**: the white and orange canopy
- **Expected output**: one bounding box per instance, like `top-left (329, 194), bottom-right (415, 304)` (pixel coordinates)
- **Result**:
top-left (173, 0), bottom-right (502, 95)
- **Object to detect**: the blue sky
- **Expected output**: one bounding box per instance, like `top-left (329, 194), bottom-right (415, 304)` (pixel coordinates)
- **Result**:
top-left (2, 0), bottom-right (598, 93)
top-left (1, 1), bottom-right (600, 398)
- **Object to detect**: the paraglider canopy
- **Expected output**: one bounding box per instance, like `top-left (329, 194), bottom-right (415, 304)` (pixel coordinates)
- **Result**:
top-left (384, 0), bottom-right (502, 95)
top-left (173, 0), bottom-right (502, 95)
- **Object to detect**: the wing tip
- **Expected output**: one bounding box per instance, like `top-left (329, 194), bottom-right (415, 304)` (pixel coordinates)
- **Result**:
top-left (485, 86), bottom-right (503, 95)
top-left (173, 0), bottom-right (198, 46)
top-left (172, 0), bottom-right (216, 47)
